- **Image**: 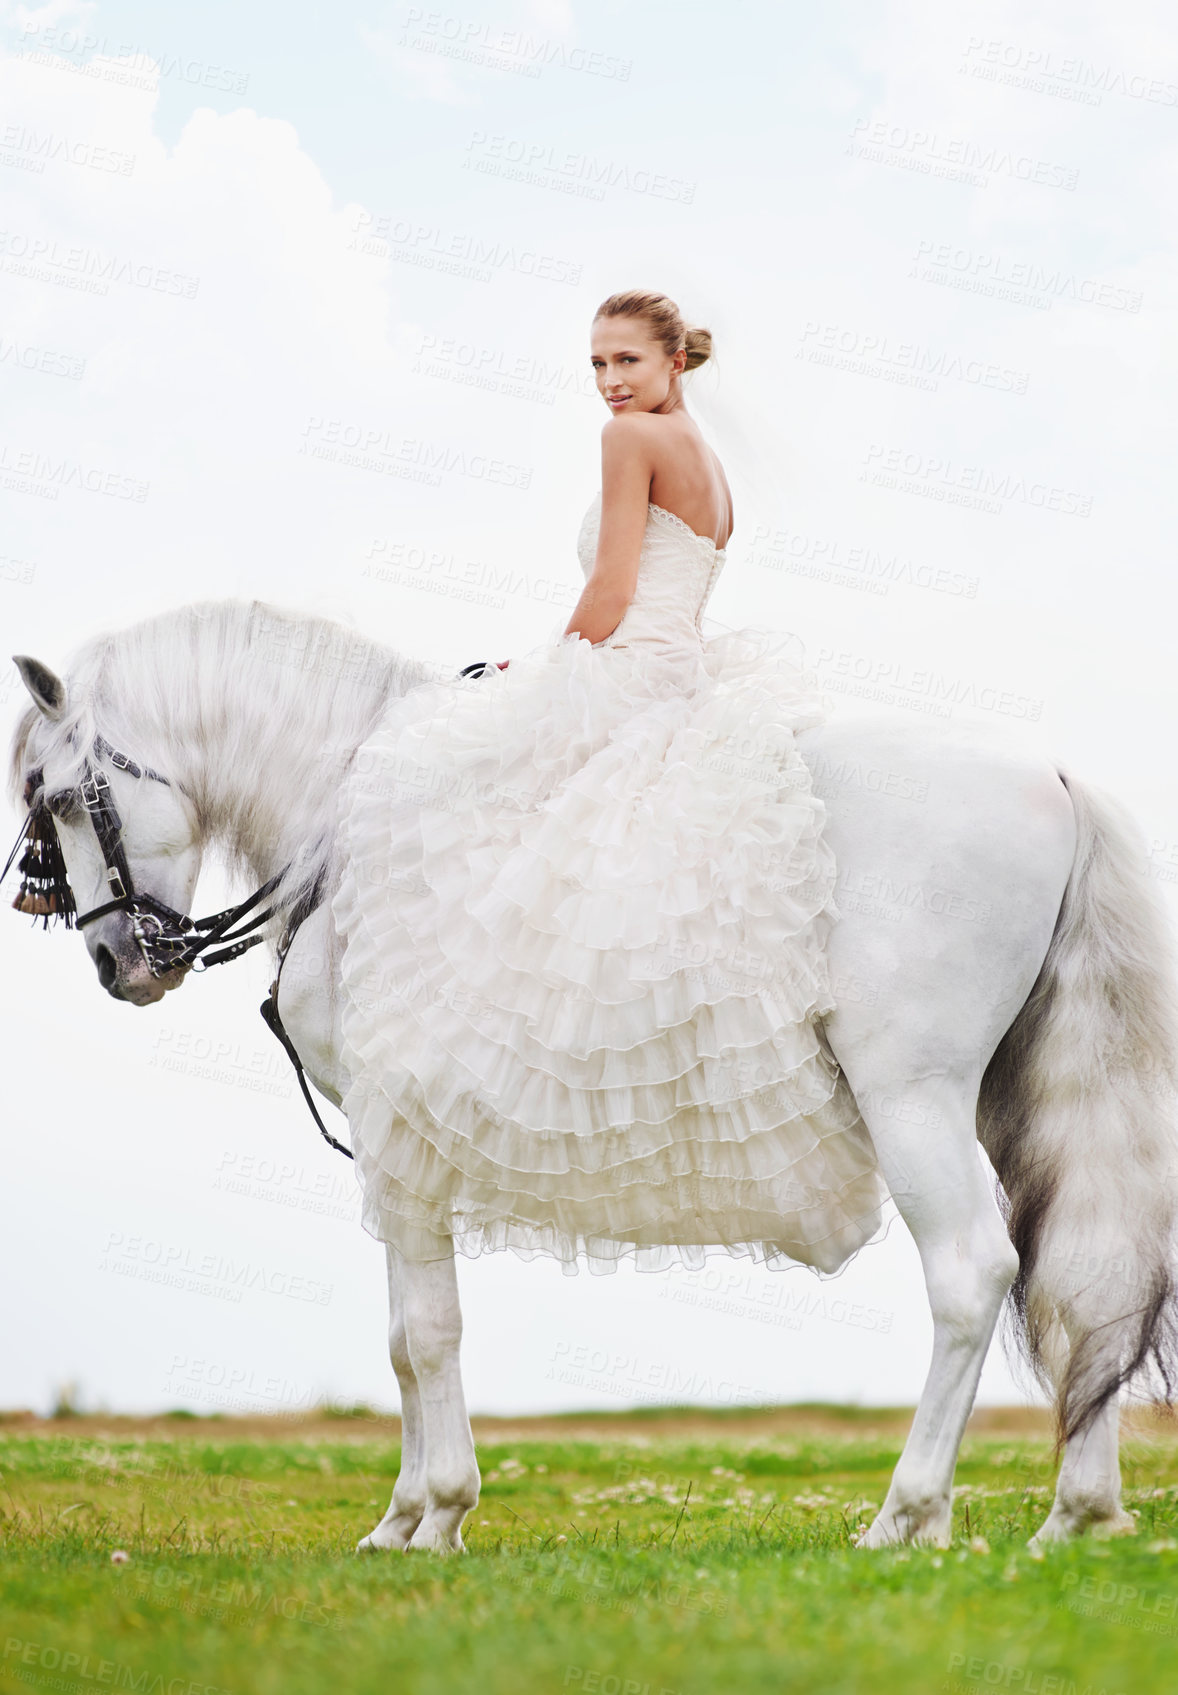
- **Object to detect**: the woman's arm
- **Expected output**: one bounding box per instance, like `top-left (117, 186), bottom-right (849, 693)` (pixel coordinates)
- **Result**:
top-left (562, 416), bottom-right (654, 644)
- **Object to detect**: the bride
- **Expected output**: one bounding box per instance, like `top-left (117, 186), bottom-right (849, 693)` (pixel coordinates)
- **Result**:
top-left (331, 288), bottom-right (887, 1277)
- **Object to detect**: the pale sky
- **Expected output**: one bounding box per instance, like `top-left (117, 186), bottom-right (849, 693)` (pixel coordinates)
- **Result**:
top-left (2, 0), bottom-right (1177, 1417)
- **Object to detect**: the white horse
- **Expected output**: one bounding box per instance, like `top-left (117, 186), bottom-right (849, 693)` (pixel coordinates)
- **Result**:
top-left (9, 600), bottom-right (1178, 1554)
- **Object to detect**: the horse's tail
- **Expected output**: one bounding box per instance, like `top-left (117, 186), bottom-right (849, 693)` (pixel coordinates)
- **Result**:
top-left (977, 770), bottom-right (1178, 1448)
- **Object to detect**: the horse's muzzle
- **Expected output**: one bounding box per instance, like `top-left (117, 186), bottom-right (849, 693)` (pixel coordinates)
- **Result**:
top-left (89, 915), bottom-right (186, 1005)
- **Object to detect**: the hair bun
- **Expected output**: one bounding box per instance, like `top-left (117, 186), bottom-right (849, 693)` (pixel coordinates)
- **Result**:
top-left (683, 325), bottom-right (712, 371)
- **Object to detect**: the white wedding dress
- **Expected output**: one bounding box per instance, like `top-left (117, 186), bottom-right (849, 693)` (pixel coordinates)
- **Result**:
top-left (330, 493), bottom-right (887, 1274)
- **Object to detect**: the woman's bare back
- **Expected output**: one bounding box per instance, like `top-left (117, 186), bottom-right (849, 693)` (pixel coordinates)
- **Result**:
top-left (645, 413), bottom-right (734, 550)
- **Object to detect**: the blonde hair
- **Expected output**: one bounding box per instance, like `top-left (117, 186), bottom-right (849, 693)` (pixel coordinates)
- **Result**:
top-left (593, 289), bottom-right (712, 371)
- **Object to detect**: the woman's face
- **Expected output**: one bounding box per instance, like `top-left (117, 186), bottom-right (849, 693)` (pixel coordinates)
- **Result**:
top-left (590, 316), bottom-right (685, 415)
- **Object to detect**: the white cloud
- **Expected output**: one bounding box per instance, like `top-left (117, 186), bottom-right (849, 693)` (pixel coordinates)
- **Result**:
top-left (0, 46), bottom-right (411, 650)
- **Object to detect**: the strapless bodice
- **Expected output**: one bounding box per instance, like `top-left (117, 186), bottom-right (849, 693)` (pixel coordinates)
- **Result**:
top-left (576, 491), bottom-right (727, 656)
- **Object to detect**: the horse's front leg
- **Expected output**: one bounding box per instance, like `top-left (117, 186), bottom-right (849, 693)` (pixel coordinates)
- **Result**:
top-left (278, 915), bottom-right (478, 1548)
top-left (392, 1242), bottom-right (479, 1553)
top-left (359, 1246), bottom-right (429, 1550)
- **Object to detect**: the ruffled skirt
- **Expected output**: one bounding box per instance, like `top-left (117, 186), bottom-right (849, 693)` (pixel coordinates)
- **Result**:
top-left (330, 625), bottom-right (887, 1274)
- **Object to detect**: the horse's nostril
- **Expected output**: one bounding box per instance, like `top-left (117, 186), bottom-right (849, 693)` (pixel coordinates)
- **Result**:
top-left (95, 944), bottom-right (119, 993)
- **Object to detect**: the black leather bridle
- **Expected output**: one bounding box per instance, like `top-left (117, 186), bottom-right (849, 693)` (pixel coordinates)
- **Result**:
top-left (5, 732), bottom-right (281, 978)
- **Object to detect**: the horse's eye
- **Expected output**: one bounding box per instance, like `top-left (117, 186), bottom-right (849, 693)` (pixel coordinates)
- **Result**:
top-left (46, 790), bottom-right (81, 823)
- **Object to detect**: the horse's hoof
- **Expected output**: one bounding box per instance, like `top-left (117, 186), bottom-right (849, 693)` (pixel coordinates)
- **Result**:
top-left (406, 1520), bottom-right (465, 1554)
top-left (1090, 1511), bottom-right (1138, 1540)
top-left (857, 1501), bottom-right (951, 1549)
top-left (357, 1518), bottom-right (417, 1552)
top-left (1031, 1505), bottom-right (1137, 1548)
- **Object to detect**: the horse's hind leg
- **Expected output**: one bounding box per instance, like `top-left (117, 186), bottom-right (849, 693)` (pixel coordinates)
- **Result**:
top-left (359, 1246), bottom-right (429, 1550)
top-left (1027, 1295), bottom-right (1138, 1544)
top-left (1033, 1387), bottom-right (1133, 1544)
top-left (836, 1064), bottom-right (1019, 1548)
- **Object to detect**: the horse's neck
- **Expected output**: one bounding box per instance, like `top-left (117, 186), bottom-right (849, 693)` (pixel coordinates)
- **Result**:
top-left (145, 610), bottom-right (417, 887)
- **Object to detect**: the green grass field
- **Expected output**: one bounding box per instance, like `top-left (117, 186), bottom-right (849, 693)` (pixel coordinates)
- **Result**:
top-left (1, 1405), bottom-right (1176, 1695)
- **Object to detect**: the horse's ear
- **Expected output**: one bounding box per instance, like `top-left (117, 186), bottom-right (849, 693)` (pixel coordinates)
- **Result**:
top-left (13, 655), bottom-right (67, 720)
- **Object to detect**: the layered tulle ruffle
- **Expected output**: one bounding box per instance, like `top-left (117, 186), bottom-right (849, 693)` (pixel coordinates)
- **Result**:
top-left (331, 624), bottom-right (887, 1275)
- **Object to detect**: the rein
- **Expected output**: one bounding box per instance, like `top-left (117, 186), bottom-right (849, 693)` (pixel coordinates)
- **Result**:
top-left (6, 731), bottom-right (352, 1162)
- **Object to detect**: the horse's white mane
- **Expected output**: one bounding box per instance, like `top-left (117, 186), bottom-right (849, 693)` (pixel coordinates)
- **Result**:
top-left (9, 598), bottom-right (435, 914)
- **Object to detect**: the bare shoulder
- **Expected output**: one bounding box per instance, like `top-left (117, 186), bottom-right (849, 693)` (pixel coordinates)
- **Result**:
top-left (600, 412), bottom-right (661, 473)
top-left (601, 410), bottom-right (684, 460)
top-left (600, 412), bottom-right (662, 446)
